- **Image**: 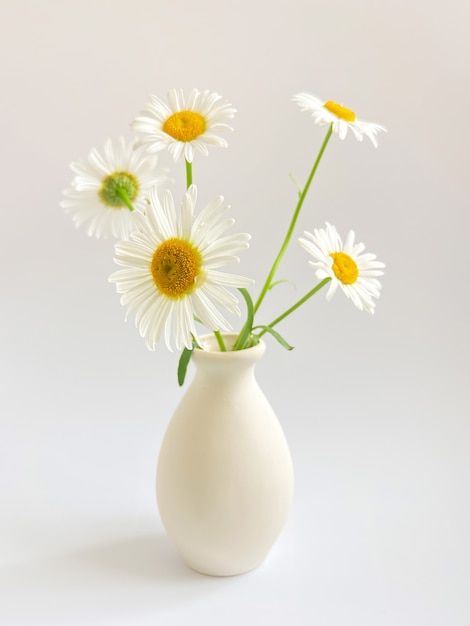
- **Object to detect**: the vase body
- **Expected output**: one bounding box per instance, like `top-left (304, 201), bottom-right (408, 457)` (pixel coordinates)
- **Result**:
top-left (157, 334), bottom-right (294, 576)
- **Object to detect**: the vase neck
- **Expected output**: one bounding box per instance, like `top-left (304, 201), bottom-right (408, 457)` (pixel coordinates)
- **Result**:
top-left (191, 334), bottom-right (265, 381)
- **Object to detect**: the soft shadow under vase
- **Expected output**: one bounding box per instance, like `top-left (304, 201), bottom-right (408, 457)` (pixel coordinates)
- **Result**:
top-left (156, 333), bottom-right (294, 576)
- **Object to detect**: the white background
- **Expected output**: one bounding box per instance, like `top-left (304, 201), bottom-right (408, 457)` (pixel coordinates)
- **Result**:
top-left (1, 0), bottom-right (469, 624)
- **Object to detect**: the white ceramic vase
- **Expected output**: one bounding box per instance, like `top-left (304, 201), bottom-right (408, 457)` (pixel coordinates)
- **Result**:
top-left (156, 333), bottom-right (294, 576)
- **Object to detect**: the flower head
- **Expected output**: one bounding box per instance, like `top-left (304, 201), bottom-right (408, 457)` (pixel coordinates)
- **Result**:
top-left (61, 137), bottom-right (169, 239)
top-left (109, 185), bottom-right (253, 351)
top-left (298, 223), bottom-right (385, 313)
top-left (131, 89), bottom-right (236, 163)
top-left (293, 92), bottom-right (386, 147)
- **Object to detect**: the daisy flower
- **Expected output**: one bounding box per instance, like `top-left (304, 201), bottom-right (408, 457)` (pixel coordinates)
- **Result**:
top-left (61, 137), bottom-right (170, 240)
top-left (131, 88), bottom-right (236, 163)
top-left (293, 92), bottom-right (386, 147)
top-left (298, 223), bottom-right (385, 314)
top-left (109, 185), bottom-right (253, 351)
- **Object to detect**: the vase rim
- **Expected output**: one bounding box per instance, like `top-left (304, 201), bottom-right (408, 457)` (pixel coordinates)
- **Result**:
top-left (194, 333), bottom-right (266, 358)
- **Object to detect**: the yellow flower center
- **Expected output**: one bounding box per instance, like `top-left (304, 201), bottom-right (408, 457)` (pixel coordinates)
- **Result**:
top-left (151, 238), bottom-right (202, 297)
top-left (162, 110), bottom-right (206, 142)
top-left (324, 101), bottom-right (356, 122)
top-left (330, 252), bottom-right (358, 284)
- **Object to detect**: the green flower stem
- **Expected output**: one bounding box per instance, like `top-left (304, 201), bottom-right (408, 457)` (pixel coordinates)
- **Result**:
top-left (185, 159), bottom-right (193, 188)
top-left (117, 188), bottom-right (135, 212)
top-left (214, 330), bottom-right (227, 352)
top-left (253, 124), bottom-right (333, 315)
top-left (232, 288), bottom-right (255, 351)
top-left (257, 277), bottom-right (332, 338)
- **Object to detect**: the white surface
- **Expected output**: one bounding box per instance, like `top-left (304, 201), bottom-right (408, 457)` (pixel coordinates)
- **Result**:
top-left (1, 0), bottom-right (469, 624)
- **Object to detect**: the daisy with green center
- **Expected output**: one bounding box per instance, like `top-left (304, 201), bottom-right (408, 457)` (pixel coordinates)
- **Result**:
top-left (109, 185), bottom-right (253, 351)
top-left (61, 137), bottom-right (170, 239)
top-left (293, 92), bottom-right (386, 147)
top-left (298, 223), bottom-right (385, 314)
top-left (131, 88), bottom-right (236, 163)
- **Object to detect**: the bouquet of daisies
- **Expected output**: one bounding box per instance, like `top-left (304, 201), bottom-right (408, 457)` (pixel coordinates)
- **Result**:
top-left (61, 88), bottom-right (385, 383)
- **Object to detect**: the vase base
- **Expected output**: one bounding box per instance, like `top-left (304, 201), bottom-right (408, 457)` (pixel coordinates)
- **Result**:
top-left (183, 556), bottom-right (264, 577)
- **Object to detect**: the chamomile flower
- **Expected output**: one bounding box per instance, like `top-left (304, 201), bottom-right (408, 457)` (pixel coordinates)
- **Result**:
top-left (298, 223), bottom-right (385, 314)
top-left (131, 88), bottom-right (236, 163)
top-left (293, 92), bottom-right (386, 147)
top-left (61, 137), bottom-right (169, 240)
top-left (109, 185), bottom-right (253, 351)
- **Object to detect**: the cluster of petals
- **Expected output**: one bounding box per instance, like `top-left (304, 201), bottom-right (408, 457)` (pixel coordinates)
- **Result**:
top-left (61, 137), bottom-right (169, 240)
top-left (131, 88), bottom-right (236, 163)
top-left (293, 92), bottom-right (386, 147)
top-left (109, 185), bottom-right (253, 351)
top-left (298, 222), bottom-right (385, 314)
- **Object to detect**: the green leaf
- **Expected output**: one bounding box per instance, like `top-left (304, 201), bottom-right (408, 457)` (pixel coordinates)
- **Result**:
top-left (252, 326), bottom-right (294, 351)
top-left (232, 288), bottom-right (254, 351)
top-left (177, 346), bottom-right (194, 386)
